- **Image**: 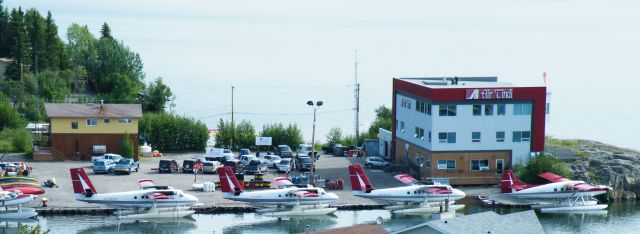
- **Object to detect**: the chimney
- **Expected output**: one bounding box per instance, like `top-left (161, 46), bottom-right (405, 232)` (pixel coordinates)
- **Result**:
top-left (99, 100), bottom-right (104, 116)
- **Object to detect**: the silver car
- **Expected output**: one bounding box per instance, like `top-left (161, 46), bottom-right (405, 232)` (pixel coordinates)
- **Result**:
top-left (276, 159), bottom-right (293, 173)
top-left (264, 155), bottom-right (282, 168)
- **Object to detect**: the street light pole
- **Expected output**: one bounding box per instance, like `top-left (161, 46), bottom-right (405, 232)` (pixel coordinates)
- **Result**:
top-left (307, 101), bottom-right (322, 186)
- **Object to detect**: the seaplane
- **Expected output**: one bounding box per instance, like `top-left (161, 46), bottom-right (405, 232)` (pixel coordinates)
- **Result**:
top-left (500, 169), bottom-right (610, 212)
top-left (217, 166), bottom-right (339, 216)
top-left (348, 164), bottom-right (466, 214)
top-left (69, 168), bottom-right (198, 219)
top-left (0, 187), bottom-right (38, 219)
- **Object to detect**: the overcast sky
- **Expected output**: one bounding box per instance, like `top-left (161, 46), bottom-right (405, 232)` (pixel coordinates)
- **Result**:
top-left (6, 0), bottom-right (640, 150)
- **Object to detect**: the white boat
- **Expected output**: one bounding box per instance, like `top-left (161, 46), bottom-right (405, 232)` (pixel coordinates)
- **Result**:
top-left (540, 204), bottom-right (608, 213)
top-left (392, 204), bottom-right (465, 214)
top-left (261, 204), bottom-right (337, 217)
top-left (0, 207), bottom-right (38, 219)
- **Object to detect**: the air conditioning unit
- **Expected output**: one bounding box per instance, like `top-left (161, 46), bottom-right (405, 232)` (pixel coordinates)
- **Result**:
top-left (479, 166), bottom-right (489, 171)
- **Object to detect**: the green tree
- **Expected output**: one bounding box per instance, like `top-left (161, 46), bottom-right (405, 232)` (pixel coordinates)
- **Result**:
top-left (284, 123), bottom-right (303, 149)
top-left (44, 11), bottom-right (66, 70)
top-left (326, 127), bottom-right (342, 145)
top-left (5, 7), bottom-right (30, 80)
top-left (38, 69), bottom-right (72, 102)
top-left (91, 35), bottom-right (145, 102)
top-left (215, 118), bottom-right (235, 149)
top-left (24, 8), bottom-right (46, 72)
top-left (100, 22), bottom-right (111, 39)
top-left (516, 154), bottom-right (572, 184)
top-left (143, 77), bottom-right (173, 112)
top-left (139, 113), bottom-right (208, 152)
top-left (0, 1), bottom-right (10, 58)
top-left (367, 105), bottom-right (392, 139)
top-left (261, 123), bottom-right (303, 150)
top-left (341, 134), bottom-right (356, 146)
top-left (66, 23), bottom-right (97, 71)
top-left (235, 120), bottom-right (256, 149)
top-left (0, 95), bottom-right (23, 130)
top-left (119, 132), bottom-right (134, 158)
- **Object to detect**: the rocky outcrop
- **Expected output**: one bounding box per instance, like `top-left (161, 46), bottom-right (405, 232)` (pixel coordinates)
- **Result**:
top-left (546, 139), bottom-right (640, 201)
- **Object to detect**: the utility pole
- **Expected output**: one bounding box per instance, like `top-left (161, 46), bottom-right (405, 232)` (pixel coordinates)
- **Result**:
top-left (231, 85), bottom-right (235, 149)
top-left (354, 50), bottom-right (360, 147)
top-left (35, 42), bottom-right (41, 145)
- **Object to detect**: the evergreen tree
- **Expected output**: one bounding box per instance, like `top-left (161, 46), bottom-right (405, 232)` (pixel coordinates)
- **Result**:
top-left (5, 7), bottom-right (30, 80)
top-left (100, 22), bottom-right (111, 39)
top-left (25, 8), bottom-right (46, 73)
top-left (44, 11), bottom-right (64, 70)
top-left (0, 0), bottom-right (10, 58)
top-left (143, 77), bottom-right (173, 112)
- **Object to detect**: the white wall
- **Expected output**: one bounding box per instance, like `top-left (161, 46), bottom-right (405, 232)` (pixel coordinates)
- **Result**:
top-left (379, 128), bottom-right (392, 157)
top-left (395, 93), bottom-right (433, 150)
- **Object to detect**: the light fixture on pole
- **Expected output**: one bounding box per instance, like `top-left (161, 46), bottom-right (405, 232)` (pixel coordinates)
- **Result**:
top-left (307, 100), bottom-right (323, 185)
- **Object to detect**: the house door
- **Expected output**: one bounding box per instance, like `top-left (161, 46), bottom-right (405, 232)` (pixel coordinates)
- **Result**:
top-left (75, 139), bottom-right (80, 160)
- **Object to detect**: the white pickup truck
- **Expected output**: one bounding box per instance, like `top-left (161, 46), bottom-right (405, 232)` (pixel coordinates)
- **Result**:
top-left (92, 153), bottom-right (123, 163)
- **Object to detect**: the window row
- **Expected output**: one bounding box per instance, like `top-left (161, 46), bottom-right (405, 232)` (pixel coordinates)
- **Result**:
top-left (434, 159), bottom-right (504, 174)
top-left (71, 118), bottom-right (133, 129)
top-left (473, 104), bottom-right (506, 116)
top-left (434, 103), bottom-right (532, 117)
top-left (415, 100), bottom-right (432, 115)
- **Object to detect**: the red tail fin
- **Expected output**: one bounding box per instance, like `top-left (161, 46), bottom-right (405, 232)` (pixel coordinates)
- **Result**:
top-left (70, 168), bottom-right (97, 196)
top-left (348, 164), bottom-right (374, 193)
top-left (501, 169), bottom-right (526, 193)
top-left (217, 166), bottom-right (243, 195)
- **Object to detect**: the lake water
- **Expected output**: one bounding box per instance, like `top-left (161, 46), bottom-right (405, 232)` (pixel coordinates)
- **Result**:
top-left (3, 199), bottom-right (640, 233)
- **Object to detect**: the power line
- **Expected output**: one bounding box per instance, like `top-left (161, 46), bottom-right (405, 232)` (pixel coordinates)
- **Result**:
top-left (234, 108), bottom-right (353, 117)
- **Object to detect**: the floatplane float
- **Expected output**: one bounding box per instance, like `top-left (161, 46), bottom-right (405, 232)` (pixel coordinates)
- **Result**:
top-left (217, 167), bottom-right (339, 216)
top-left (70, 168), bottom-right (198, 219)
top-left (348, 164), bottom-right (466, 214)
top-left (500, 169), bottom-right (610, 212)
top-left (0, 187), bottom-right (38, 219)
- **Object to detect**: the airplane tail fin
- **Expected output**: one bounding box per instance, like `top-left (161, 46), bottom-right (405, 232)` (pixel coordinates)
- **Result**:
top-left (70, 168), bottom-right (97, 197)
top-left (501, 169), bottom-right (525, 193)
top-left (348, 164), bottom-right (374, 193)
top-left (217, 166), bottom-right (243, 195)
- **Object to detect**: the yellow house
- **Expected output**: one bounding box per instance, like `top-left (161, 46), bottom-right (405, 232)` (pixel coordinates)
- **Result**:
top-left (41, 103), bottom-right (142, 160)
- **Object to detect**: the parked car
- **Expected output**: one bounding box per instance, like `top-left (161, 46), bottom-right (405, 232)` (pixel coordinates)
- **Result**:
top-left (275, 145), bottom-right (293, 158)
top-left (276, 159), bottom-right (293, 173)
top-left (202, 161), bottom-right (222, 174)
top-left (264, 155), bottom-right (282, 168)
top-left (322, 143), bottom-right (343, 155)
top-left (296, 144), bottom-right (313, 157)
top-left (365, 156), bottom-right (391, 168)
top-left (296, 156), bottom-right (314, 172)
top-left (113, 159), bottom-right (140, 175)
top-left (182, 159), bottom-right (203, 173)
top-left (239, 155), bottom-right (258, 166)
top-left (223, 160), bottom-right (244, 173)
top-left (159, 159), bottom-right (180, 173)
top-left (93, 159), bottom-right (116, 174)
top-left (222, 149), bottom-right (234, 158)
top-left (240, 148), bottom-right (251, 156)
top-left (92, 153), bottom-right (123, 163)
top-left (245, 160), bottom-right (267, 174)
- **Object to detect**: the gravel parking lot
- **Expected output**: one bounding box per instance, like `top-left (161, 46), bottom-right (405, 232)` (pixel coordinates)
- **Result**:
top-left (14, 153), bottom-right (497, 209)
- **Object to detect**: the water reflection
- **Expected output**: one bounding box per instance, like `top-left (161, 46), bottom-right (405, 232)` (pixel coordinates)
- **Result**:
top-left (78, 219), bottom-right (197, 234)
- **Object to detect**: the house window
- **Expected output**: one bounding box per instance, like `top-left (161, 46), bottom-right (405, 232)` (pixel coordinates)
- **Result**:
top-left (71, 122), bottom-right (78, 129)
top-left (496, 131), bottom-right (505, 142)
top-left (428, 131), bottom-right (432, 142)
top-left (104, 118), bottom-right (110, 124)
top-left (497, 104), bottom-right (506, 115)
top-left (484, 104), bottom-right (494, 116)
top-left (119, 118), bottom-right (133, 124)
top-left (438, 132), bottom-right (456, 143)
top-left (512, 131), bottom-right (531, 142)
top-left (513, 103), bottom-right (532, 115)
top-left (496, 159), bottom-right (504, 174)
top-left (438, 105), bottom-right (456, 116)
top-left (86, 119), bottom-right (97, 126)
top-left (471, 160), bottom-right (489, 171)
top-left (400, 121), bottom-right (405, 133)
top-left (437, 160), bottom-right (456, 169)
top-left (472, 132), bottom-right (481, 143)
top-left (472, 105), bottom-right (481, 116)
top-left (414, 127), bottom-right (424, 140)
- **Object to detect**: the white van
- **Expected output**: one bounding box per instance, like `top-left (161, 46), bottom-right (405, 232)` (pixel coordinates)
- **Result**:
top-left (296, 144), bottom-right (313, 157)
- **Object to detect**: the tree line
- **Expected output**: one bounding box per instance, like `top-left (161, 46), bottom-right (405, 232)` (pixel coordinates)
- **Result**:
top-left (139, 113), bottom-right (209, 152)
top-left (215, 119), bottom-right (304, 151)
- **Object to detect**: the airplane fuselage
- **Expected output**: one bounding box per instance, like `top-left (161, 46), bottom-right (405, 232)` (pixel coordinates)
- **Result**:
top-left (353, 185), bottom-right (466, 203)
top-left (507, 181), bottom-right (608, 199)
top-left (222, 188), bottom-right (339, 205)
top-left (75, 190), bottom-right (198, 208)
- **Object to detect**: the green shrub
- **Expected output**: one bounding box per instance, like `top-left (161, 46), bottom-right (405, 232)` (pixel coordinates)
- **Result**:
top-left (516, 154), bottom-right (572, 184)
top-left (119, 132), bottom-right (134, 158)
top-left (0, 128), bottom-right (32, 153)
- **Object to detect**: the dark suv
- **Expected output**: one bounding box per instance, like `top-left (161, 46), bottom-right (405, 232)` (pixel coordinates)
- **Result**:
top-left (159, 159), bottom-right (179, 173)
top-left (245, 160), bottom-right (266, 174)
top-left (276, 145), bottom-right (293, 158)
top-left (296, 156), bottom-right (313, 172)
top-left (223, 160), bottom-right (244, 173)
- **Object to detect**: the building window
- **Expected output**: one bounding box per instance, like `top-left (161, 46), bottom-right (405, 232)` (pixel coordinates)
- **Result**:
top-left (428, 131), bottom-right (432, 142)
top-left (497, 104), bottom-right (506, 115)
top-left (86, 119), bottom-right (98, 126)
top-left (496, 131), bottom-right (505, 142)
top-left (472, 105), bottom-right (481, 116)
top-left (401, 98), bottom-right (412, 109)
top-left (512, 131), bottom-right (531, 142)
top-left (437, 160), bottom-right (456, 169)
top-left (104, 118), bottom-right (110, 124)
top-left (426, 159), bottom-right (431, 167)
top-left (400, 121), bottom-right (405, 133)
top-left (427, 103), bottom-right (432, 115)
top-left (438, 132), bottom-right (456, 143)
top-left (484, 104), bottom-right (494, 116)
top-left (415, 101), bottom-right (431, 115)
top-left (118, 118), bottom-right (133, 124)
top-left (496, 159), bottom-right (504, 174)
top-left (71, 122), bottom-right (78, 129)
top-left (439, 105), bottom-right (456, 116)
top-left (513, 103), bottom-right (532, 115)
top-left (471, 159), bottom-right (489, 171)
top-left (472, 132), bottom-right (481, 143)
top-left (415, 127), bottom-right (424, 140)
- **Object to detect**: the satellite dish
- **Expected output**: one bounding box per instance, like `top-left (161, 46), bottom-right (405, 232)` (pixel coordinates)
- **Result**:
top-left (376, 216), bottom-right (383, 225)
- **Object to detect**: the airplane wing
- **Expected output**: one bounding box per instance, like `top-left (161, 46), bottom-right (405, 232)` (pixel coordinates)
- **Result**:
top-left (137, 179), bottom-right (155, 189)
top-left (293, 190), bottom-right (319, 197)
top-left (566, 182), bottom-right (610, 192)
top-left (147, 193), bottom-right (170, 199)
top-left (538, 172), bottom-right (569, 183)
top-left (418, 185), bottom-right (453, 194)
top-left (394, 174), bottom-right (419, 185)
top-left (272, 177), bottom-right (294, 189)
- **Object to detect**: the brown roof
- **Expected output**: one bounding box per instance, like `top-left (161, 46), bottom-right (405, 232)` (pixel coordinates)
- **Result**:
top-left (309, 224), bottom-right (388, 234)
top-left (44, 103), bottom-right (143, 118)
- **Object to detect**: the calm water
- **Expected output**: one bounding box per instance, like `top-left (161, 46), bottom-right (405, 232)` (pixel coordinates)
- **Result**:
top-left (3, 199), bottom-right (640, 233)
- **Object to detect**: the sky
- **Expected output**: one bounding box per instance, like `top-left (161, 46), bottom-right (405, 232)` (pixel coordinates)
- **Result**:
top-left (5, 0), bottom-right (640, 150)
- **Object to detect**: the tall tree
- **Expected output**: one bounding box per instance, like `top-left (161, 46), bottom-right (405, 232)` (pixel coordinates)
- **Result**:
top-left (367, 105), bottom-right (392, 139)
top-left (326, 127), bottom-right (342, 144)
top-left (24, 8), bottom-right (46, 73)
top-left (100, 22), bottom-right (111, 39)
top-left (143, 77), bottom-right (173, 112)
top-left (0, 0), bottom-right (10, 58)
top-left (235, 120), bottom-right (256, 149)
top-left (44, 11), bottom-right (64, 70)
top-left (215, 118), bottom-right (235, 149)
top-left (66, 23), bottom-right (97, 73)
top-left (5, 7), bottom-right (30, 80)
